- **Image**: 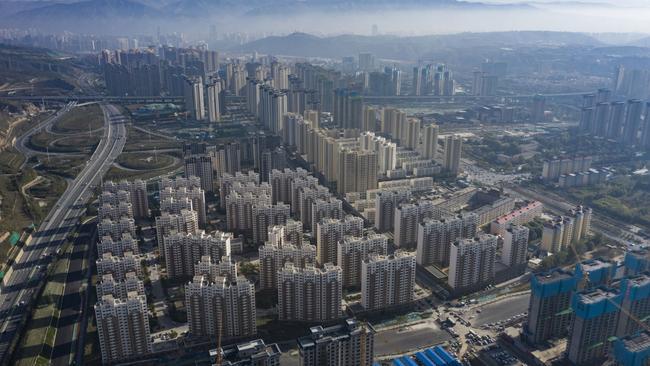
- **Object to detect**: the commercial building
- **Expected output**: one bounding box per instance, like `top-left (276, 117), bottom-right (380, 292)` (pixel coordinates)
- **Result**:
top-left (297, 319), bottom-right (375, 366)
top-left (277, 263), bottom-right (342, 322)
top-left (185, 275), bottom-right (256, 339)
top-left (448, 234), bottom-right (497, 293)
top-left (361, 251), bottom-right (416, 310)
top-left (95, 292), bottom-right (152, 364)
top-left (211, 339), bottom-right (281, 366)
top-left (337, 233), bottom-right (388, 288)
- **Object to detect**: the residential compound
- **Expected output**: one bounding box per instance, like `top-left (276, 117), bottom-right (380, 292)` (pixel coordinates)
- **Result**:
top-left (524, 258), bottom-right (650, 366)
top-left (541, 205), bottom-right (592, 253)
top-left (95, 182), bottom-right (151, 364)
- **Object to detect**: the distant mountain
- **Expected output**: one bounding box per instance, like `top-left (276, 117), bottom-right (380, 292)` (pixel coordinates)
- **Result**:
top-left (238, 31), bottom-right (603, 60)
top-left (11, 0), bottom-right (161, 19)
top-left (1, 0), bottom-right (535, 33)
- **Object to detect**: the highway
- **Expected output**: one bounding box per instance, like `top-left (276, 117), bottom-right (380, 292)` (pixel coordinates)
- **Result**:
top-left (0, 103), bottom-right (127, 365)
top-left (14, 102), bottom-right (77, 159)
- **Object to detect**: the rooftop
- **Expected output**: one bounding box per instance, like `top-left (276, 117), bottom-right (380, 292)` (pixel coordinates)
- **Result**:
top-left (621, 331), bottom-right (650, 353)
top-left (534, 269), bottom-right (573, 284)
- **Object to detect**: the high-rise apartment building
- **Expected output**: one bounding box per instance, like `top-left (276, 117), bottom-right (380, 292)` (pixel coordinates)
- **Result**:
top-left (97, 233), bottom-right (139, 256)
top-left (316, 216), bottom-right (364, 265)
top-left (225, 183), bottom-right (272, 232)
top-left (394, 200), bottom-right (444, 249)
top-left (163, 230), bottom-right (232, 279)
top-left (277, 263), bottom-right (342, 322)
top-left (98, 217), bottom-right (136, 241)
top-left (337, 233), bottom-right (388, 288)
top-left (252, 203), bottom-right (291, 244)
top-left (298, 319), bottom-right (375, 366)
top-left (96, 251), bottom-right (142, 280)
top-left (523, 269), bottom-right (576, 345)
top-left (311, 197), bottom-right (344, 233)
top-left (624, 248), bottom-right (650, 277)
top-left (184, 155), bottom-right (214, 193)
top-left (194, 255), bottom-right (238, 282)
top-left (96, 272), bottom-right (145, 300)
top-left (616, 273), bottom-right (650, 337)
top-left (612, 331), bottom-right (650, 366)
top-left (219, 171), bottom-right (260, 209)
top-left (259, 225), bottom-right (316, 290)
top-left (501, 225), bottom-right (530, 267)
top-left (186, 274), bottom-right (256, 339)
top-left (443, 135), bottom-right (462, 175)
top-left (184, 76), bottom-right (205, 121)
top-left (98, 202), bottom-right (133, 221)
top-left (361, 250), bottom-right (416, 310)
top-left (416, 213), bottom-right (478, 267)
top-left (337, 148), bottom-right (378, 195)
top-left (95, 292), bottom-right (152, 364)
top-left (212, 142), bottom-right (241, 182)
top-left (206, 79), bottom-right (222, 123)
top-left (422, 124), bottom-right (439, 160)
top-left (448, 234), bottom-right (497, 292)
top-left (155, 209), bottom-right (199, 257)
top-left (374, 188), bottom-right (412, 232)
top-left (269, 168), bottom-right (310, 205)
top-left (566, 287), bottom-right (622, 366)
top-left (160, 184), bottom-right (206, 227)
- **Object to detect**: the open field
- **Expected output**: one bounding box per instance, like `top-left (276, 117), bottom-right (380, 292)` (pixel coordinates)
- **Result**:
top-left (105, 163), bottom-right (182, 182)
top-left (29, 129), bottom-right (100, 154)
top-left (0, 147), bottom-right (26, 173)
top-left (123, 126), bottom-right (180, 152)
top-left (51, 104), bottom-right (103, 134)
top-left (36, 155), bottom-right (88, 179)
top-left (116, 152), bottom-right (176, 171)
